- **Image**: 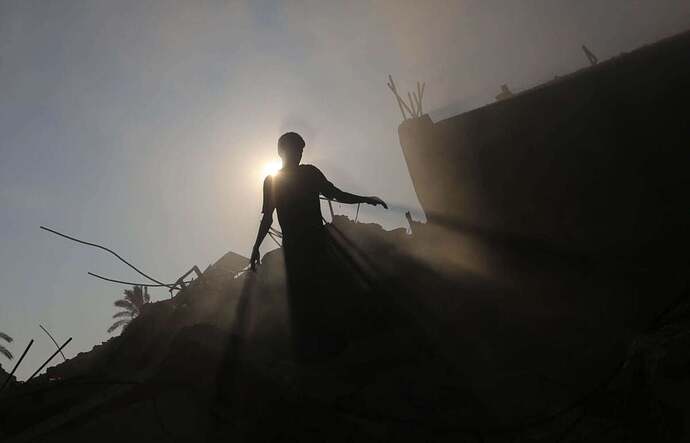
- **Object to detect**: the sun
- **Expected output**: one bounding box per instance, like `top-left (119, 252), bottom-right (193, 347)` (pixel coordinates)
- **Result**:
top-left (261, 160), bottom-right (282, 179)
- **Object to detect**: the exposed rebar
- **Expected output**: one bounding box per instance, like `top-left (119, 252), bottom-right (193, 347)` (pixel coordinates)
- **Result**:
top-left (387, 75), bottom-right (408, 120)
top-left (28, 337), bottom-right (72, 381)
top-left (387, 75), bottom-right (425, 120)
top-left (0, 339), bottom-right (34, 395)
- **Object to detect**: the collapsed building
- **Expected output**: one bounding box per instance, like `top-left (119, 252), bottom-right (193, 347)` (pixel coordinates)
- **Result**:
top-left (1, 30), bottom-right (690, 443)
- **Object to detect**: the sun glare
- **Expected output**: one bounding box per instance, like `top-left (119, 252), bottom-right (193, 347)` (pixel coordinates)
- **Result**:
top-left (261, 160), bottom-right (282, 179)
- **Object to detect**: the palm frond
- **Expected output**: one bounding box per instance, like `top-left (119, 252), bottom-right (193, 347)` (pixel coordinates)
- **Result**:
top-left (112, 311), bottom-right (134, 319)
top-left (0, 332), bottom-right (12, 343)
top-left (124, 286), bottom-right (146, 309)
top-left (0, 345), bottom-right (13, 360)
top-left (109, 286), bottom-right (148, 333)
top-left (114, 299), bottom-right (136, 311)
top-left (107, 319), bottom-right (130, 334)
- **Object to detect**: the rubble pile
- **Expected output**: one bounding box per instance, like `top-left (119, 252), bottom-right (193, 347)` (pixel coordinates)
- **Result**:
top-left (0, 215), bottom-right (687, 442)
top-left (0, 364), bottom-right (16, 387)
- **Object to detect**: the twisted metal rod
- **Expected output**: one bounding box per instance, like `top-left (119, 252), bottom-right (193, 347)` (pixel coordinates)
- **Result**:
top-left (387, 75), bottom-right (425, 119)
top-left (28, 337), bottom-right (72, 381)
top-left (387, 74), bottom-right (408, 120)
top-left (0, 339), bottom-right (33, 396)
top-left (40, 226), bottom-right (173, 289)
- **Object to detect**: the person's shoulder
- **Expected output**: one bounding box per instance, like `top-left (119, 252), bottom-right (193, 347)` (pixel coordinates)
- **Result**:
top-left (300, 164), bottom-right (324, 176)
top-left (263, 174), bottom-right (273, 187)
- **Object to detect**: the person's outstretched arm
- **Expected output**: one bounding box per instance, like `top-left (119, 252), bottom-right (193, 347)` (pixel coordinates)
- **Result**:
top-left (326, 185), bottom-right (388, 208)
top-left (314, 166), bottom-right (388, 209)
top-left (251, 176), bottom-right (275, 270)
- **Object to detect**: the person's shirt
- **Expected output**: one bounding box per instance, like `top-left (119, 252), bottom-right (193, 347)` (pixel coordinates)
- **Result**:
top-left (262, 164), bottom-right (338, 239)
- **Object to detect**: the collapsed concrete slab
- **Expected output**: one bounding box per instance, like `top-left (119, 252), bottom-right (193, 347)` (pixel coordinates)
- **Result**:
top-left (398, 30), bottom-right (690, 263)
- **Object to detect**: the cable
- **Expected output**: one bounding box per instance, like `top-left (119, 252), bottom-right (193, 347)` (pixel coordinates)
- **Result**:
top-left (87, 272), bottom-right (192, 289)
top-left (40, 226), bottom-right (174, 289)
top-left (268, 231), bottom-right (282, 248)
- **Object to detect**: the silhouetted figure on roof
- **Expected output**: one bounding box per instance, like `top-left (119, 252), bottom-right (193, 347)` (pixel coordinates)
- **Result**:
top-left (250, 132), bottom-right (387, 363)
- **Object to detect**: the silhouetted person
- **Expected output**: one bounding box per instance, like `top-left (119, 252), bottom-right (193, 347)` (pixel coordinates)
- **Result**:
top-left (250, 132), bottom-right (387, 363)
top-left (251, 132), bottom-right (386, 263)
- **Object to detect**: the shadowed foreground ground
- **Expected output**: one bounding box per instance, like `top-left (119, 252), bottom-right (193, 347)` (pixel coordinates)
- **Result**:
top-left (0, 215), bottom-right (688, 442)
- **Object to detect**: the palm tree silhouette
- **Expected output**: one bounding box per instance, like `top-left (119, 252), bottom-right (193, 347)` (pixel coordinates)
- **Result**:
top-left (0, 331), bottom-right (13, 360)
top-left (107, 286), bottom-right (150, 334)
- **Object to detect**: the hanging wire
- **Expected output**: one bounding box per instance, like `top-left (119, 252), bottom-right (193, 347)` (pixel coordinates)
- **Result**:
top-left (268, 231), bottom-right (282, 248)
top-left (40, 226), bottom-right (175, 289)
top-left (87, 272), bottom-right (191, 289)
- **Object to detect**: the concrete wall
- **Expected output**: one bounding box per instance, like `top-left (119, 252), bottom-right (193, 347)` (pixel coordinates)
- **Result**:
top-left (399, 30), bottom-right (690, 263)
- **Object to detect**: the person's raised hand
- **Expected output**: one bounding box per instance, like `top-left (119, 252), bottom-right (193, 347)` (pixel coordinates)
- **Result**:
top-left (367, 196), bottom-right (388, 209)
top-left (250, 246), bottom-right (261, 271)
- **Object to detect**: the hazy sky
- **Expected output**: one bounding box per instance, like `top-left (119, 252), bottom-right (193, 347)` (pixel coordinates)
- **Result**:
top-left (1, 0), bottom-right (689, 380)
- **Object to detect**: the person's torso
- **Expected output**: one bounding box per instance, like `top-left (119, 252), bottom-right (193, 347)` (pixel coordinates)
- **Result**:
top-left (271, 165), bottom-right (324, 238)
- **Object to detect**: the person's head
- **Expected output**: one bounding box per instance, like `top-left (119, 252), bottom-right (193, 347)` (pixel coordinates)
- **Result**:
top-left (277, 132), bottom-right (305, 167)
